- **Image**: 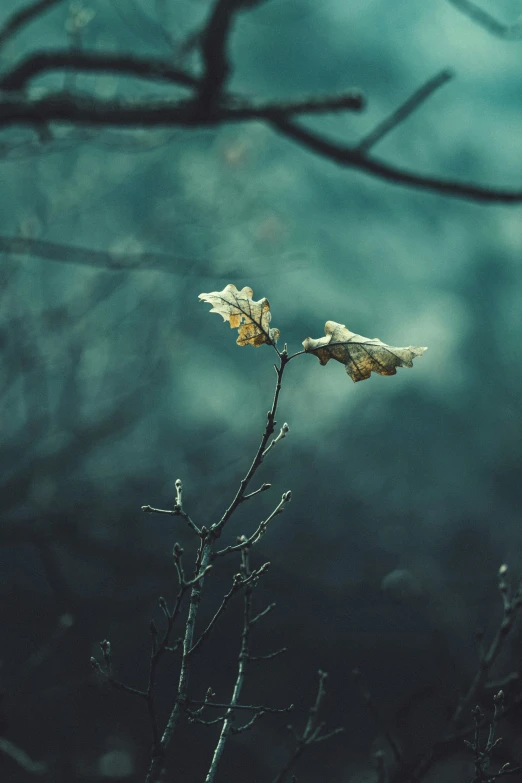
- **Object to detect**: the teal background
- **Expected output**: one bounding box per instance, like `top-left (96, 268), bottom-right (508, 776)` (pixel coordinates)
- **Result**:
top-left (2, 0), bottom-right (522, 780)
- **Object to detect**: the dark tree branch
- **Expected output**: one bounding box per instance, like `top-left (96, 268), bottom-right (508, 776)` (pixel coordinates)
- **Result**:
top-left (0, 0), bottom-right (64, 49)
top-left (357, 69), bottom-right (453, 153)
top-left (0, 50), bottom-right (197, 92)
top-left (198, 0), bottom-right (269, 109)
top-left (273, 117), bottom-right (522, 203)
top-left (0, 90), bottom-right (364, 131)
top-left (447, 0), bottom-right (522, 39)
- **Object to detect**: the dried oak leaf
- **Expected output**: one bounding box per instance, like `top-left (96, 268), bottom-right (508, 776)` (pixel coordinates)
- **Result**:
top-left (303, 321), bottom-right (426, 382)
top-left (199, 284), bottom-right (280, 347)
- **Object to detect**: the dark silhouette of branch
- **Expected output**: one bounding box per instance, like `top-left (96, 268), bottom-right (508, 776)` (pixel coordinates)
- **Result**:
top-left (0, 0), bottom-right (519, 203)
top-left (272, 117), bottom-right (522, 203)
top-left (198, 0), bottom-right (269, 109)
top-left (0, 51), bottom-right (197, 92)
top-left (447, 0), bottom-right (522, 39)
top-left (0, 90), bottom-right (364, 131)
top-left (0, 0), bottom-right (64, 49)
top-left (357, 69), bottom-right (454, 153)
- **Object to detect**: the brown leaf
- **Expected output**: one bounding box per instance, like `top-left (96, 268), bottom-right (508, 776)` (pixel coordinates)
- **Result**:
top-left (199, 284), bottom-right (280, 347)
top-left (302, 321), bottom-right (426, 382)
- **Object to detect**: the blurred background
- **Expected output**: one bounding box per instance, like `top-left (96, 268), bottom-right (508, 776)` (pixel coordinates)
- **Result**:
top-left (2, 0), bottom-right (522, 780)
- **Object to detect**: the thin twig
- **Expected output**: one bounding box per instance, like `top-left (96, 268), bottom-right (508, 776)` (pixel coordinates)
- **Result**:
top-left (142, 479), bottom-right (201, 536)
top-left (213, 492), bottom-right (291, 558)
top-left (272, 116), bottom-right (522, 203)
top-left (357, 70), bottom-right (453, 153)
top-left (205, 547), bottom-right (253, 782)
top-left (188, 563), bottom-right (270, 656)
top-left (263, 422), bottom-right (289, 458)
top-left (447, 0), bottom-right (522, 39)
top-left (188, 701), bottom-right (293, 713)
top-left (249, 647), bottom-right (287, 662)
top-left (242, 483), bottom-right (272, 501)
top-left (250, 603), bottom-right (276, 626)
top-left (212, 349), bottom-right (289, 536)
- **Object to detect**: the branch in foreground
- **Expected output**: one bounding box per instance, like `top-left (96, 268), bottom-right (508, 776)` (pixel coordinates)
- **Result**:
top-left (0, 52), bottom-right (519, 203)
top-left (0, 90), bottom-right (364, 130)
top-left (0, 51), bottom-right (197, 92)
top-left (447, 0), bottom-right (522, 39)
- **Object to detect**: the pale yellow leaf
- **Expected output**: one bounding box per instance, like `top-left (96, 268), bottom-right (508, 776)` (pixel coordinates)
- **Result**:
top-left (199, 284), bottom-right (280, 347)
top-left (303, 321), bottom-right (426, 382)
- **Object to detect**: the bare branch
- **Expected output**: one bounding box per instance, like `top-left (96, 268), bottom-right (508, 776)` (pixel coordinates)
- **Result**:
top-left (188, 563), bottom-right (270, 656)
top-left (142, 479), bottom-right (201, 536)
top-left (249, 646), bottom-right (287, 662)
top-left (250, 602), bottom-right (276, 625)
top-left (262, 422), bottom-right (289, 458)
top-left (189, 700), bottom-right (293, 713)
top-left (90, 658), bottom-right (148, 700)
top-left (357, 70), bottom-right (453, 153)
top-left (272, 117), bottom-right (522, 203)
top-left (447, 0), bottom-right (522, 39)
top-left (242, 483), bottom-right (272, 501)
top-left (0, 50), bottom-right (197, 92)
top-left (197, 0), bottom-right (269, 109)
top-left (213, 492), bottom-right (291, 558)
top-left (0, 0), bottom-right (64, 49)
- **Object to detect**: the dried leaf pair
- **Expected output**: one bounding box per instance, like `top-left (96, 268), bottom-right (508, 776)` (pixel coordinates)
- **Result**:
top-left (199, 284), bottom-right (427, 383)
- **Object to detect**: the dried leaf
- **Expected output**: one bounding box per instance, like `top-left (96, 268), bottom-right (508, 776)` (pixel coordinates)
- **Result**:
top-left (199, 284), bottom-right (280, 347)
top-left (303, 321), bottom-right (426, 382)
